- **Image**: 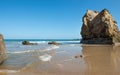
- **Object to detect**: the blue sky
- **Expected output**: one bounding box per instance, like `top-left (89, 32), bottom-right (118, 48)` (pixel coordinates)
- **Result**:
top-left (0, 0), bottom-right (120, 39)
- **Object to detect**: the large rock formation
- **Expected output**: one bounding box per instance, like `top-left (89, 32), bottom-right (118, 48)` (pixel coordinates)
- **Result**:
top-left (0, 34), bottom-right (7, 64)
top-left (81, 9), bottom-right (120, 44)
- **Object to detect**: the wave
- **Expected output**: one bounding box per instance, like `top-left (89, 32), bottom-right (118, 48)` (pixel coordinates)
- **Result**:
top-left (7, 50), bottom-right (35, 54)
top-left (0, 69), bottom-right (20, 73)
top-left (39, 54), bottom-right (52, 62)
top-left (7, 45), bottom-right (60, 54)
top-left (45, 45), bottom-right (59, 51)
top-left (29, 41), bottom-right (47, 44)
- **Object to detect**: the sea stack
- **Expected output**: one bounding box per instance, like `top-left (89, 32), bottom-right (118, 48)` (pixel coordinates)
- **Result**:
top-left (80, 9), bottom-right (120, 44)
top-left (0, 34), bottom-right (7, 64)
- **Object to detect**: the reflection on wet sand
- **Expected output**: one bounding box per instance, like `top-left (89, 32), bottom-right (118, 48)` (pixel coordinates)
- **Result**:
top-left (82, 45), bottom-right (120, 75)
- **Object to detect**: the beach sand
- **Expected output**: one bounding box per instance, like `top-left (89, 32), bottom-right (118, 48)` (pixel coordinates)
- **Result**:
top-left (0, 44), bottom-right (120, 75)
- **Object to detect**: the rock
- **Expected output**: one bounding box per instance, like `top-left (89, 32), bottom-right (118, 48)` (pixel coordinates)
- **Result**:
top-left (75, 55), bottom-right (80, 58)
top-left (81, 9), bottom-right (120, 44)
top-left (48, 41), bottom-right (61, 45)
top-left (80, 55), bottom-right (83, 58)
top-left (0, 34), bottom-right (7, 64)
top-left (75, 55), bottom-right (83, 58)
top-left (22, 41), bottom-right (37, 45)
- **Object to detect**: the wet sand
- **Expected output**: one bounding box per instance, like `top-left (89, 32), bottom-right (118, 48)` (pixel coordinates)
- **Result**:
top-left (0, 44), bottom-right (120, 75)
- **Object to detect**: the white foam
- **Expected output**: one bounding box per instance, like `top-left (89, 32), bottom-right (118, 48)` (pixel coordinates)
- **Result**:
top-left (44, 45), bottom-right (59, 51)
top-left (0, 70), bottom-right (20, 73)
top-left (30, 41), bottom-right (46, 44)
top-left (7, 50), bottom-right (35, 54)
top-left (39, 54), bottom-right (52, 62)
top-left (7, 45), bottom-right (60, 54)
top-left (52, 45), bottom-right (60, 49)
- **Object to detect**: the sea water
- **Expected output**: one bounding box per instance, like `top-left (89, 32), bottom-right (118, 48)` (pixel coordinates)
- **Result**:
top-left (5, 39), bottom-right (80, 54)
top-left (0, 39), bottom-right (80, 73)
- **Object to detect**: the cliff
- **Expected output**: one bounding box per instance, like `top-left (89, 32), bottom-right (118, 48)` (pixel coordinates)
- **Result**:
top-left (0, 34), bottom-right (7, 64)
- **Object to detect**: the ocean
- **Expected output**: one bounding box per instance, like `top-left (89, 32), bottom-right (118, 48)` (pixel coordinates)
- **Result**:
top-left (5, 39), bottom-right (80, 54)
top-left (0, 39), bottom-right (81, 74)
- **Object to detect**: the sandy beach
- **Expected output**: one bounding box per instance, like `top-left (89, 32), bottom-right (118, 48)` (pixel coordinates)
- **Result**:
top-left (0, 43), bottom-right (120, 75)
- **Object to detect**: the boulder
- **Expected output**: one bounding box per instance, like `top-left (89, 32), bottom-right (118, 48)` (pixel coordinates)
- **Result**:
top-left (0, 34), bottom-right (7, 64)
top-left (80, 9), bottom-right (120, 44)
top-left (48, 41), bottom-right (61, 45)
top-left (22, 41), bottom-right (37, 45)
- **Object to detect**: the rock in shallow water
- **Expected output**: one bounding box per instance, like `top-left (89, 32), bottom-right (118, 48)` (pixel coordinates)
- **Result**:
top-left (0, 34), bottom-right (7, 64)
top-left (22, 40), bottom-right (37, 45)
top-left (48, 41), bottom-right (61, 45)
top-left (80, 9), bottom-right (120, 44)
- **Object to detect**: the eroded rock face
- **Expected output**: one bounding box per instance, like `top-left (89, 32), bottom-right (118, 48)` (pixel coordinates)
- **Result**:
top-left (81, 9), bottom-right (120, 44)
top-left (0, 34), bottom-right (7, 64)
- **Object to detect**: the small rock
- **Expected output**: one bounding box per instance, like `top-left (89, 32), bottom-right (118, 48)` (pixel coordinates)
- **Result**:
top-left (22, 41), bottom-right (37, 45)
top-left (80, 55), bottom-right (83, 58)
top-left (48, 41), bottom-right (61, 45)
top-left (75, 55), bottom-right (79, 58)
top-left (75, 55), bottom-right (83, 58)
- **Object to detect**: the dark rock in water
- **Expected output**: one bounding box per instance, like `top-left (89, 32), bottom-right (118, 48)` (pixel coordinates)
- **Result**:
top-left (22, 41), bottom-right (30, 45)
top-left (75, 55), bottom-right (80, 58)
top-left (0, 34), bottom-right (7, 64)
top-left (48, 41), bottom-right (61, 45)
top-left (80, 55), bottom-right (83, 58)
top-left (75, 55), bottom-right (83, 58)
top-left (81, 9), bottom-right (120, 44)
top-left (22, 41), bottom-right (37, 45)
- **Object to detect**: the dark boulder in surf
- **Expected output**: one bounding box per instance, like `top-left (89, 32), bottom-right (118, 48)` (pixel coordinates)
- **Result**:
top-left (80, 9), bottom-right (120, 44)
top-left (48, 41), bottom-right (61, 45)
top-left (22, 40), bottom-right (37, 45)
top-left (0, 34), bottom-right (7, 64)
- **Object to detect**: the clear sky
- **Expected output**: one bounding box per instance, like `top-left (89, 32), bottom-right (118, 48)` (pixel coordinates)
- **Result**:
top-left (0, 0), bottom-right (120, 39)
